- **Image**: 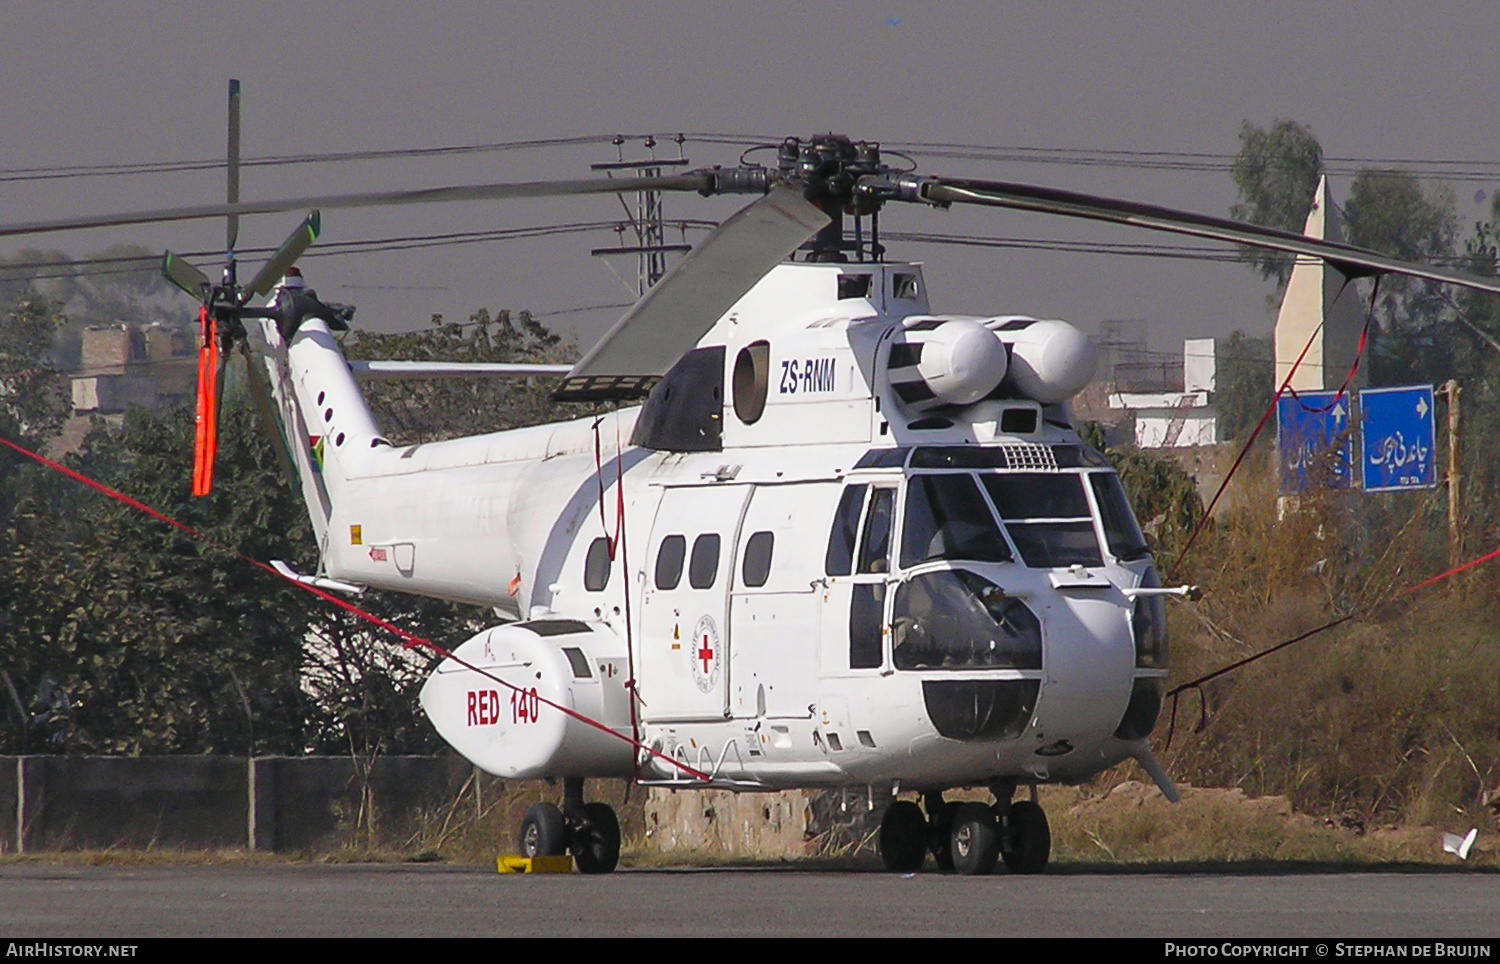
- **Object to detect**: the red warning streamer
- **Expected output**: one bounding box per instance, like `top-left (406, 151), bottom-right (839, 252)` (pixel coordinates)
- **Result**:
top-left (192, 307), bottom-right (220, 498)
top-left (0, 435), bottom-right (710, 783)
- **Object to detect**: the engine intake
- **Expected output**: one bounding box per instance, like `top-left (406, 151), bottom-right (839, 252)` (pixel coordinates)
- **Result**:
top-left (885, 315), bottom-right (1096, 410)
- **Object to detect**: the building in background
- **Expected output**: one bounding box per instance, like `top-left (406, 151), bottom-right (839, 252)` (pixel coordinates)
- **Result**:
top-left (1274, 175), bottom-right (1368, 392)
top-left (70, 323), bottom-right (196, 416)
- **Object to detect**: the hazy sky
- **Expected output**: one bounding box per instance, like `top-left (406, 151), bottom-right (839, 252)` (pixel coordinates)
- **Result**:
top-left (4, 1), bottom-right (1498, 359)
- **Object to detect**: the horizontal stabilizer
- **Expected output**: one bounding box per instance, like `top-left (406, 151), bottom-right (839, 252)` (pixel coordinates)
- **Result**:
top-left (347, 361), bottom-right (573, 380)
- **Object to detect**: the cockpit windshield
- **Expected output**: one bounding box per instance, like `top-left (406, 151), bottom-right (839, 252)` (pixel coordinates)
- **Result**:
top-left (979, 473), bottom-right (1103, 568)
top-left (901, 474), bottom-right (1012, 569)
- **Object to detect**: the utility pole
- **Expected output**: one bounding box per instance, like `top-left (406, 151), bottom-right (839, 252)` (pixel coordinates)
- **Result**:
top-left (591, 135), bottom-right (693, 297)
top-left (1441, 379), bottom-right (1461, 575)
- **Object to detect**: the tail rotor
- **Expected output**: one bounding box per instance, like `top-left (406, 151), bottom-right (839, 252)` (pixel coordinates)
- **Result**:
top-left (162, 79), bottom-right (323, 496)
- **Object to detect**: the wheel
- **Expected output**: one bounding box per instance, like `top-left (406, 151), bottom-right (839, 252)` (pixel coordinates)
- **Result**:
top-left (570, 802), bottom-right (621, 875)
top-left (949, 802), bottom-right (1001, 876)
top-left (928, 801), bottom-right (956, 872)
top-left (518, 802), bottom-right (568, 858)
top-left (878, 800), bottom-right (928, 873)
top-left (1001, 799), bottom-right (1051, 875)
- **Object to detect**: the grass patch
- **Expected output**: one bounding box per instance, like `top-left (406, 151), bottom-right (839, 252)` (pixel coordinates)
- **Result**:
top-left (1045, 782), bottom-right (1496, 867)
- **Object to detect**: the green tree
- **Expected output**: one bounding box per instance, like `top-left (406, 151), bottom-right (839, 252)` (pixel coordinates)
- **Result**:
top-left (1081, 422), bottom-right (1204, 562)
top-left (1213, 330), bottom-right (1275, 442)
top-left (345, 308), bottom-right (583, 444)
top-left (1230, 119), bottom-right (1325, 294)
top-left (0, 307), bottom-right (589, 756)
top-left (1343, 169), bottom-right (1459, 385)
top-left (0, 300), bottom-right (70, 449)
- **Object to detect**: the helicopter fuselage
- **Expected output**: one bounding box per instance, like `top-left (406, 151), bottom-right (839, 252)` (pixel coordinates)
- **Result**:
top-left (258, 260), bottom-right (1168, 794)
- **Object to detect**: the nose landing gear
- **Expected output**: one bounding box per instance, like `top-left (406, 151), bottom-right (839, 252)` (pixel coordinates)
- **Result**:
top-left (877, 785), bottom-right (1051, 875)
top-left (515, 778), bottom-right (622, 874)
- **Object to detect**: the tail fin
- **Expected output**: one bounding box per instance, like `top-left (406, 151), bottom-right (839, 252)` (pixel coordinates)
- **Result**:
top-left (241, 312), bottom-right (385, 562)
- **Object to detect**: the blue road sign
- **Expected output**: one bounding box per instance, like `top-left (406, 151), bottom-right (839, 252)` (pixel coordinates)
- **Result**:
top-left (1276, 391), bottom-right (1354, 495)
top-left (1360, 385), bottom-right (1436, 492)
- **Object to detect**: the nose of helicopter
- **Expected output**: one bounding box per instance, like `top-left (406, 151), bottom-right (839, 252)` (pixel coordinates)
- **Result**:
top-left (1027, 584), bottom-right (1136, 762)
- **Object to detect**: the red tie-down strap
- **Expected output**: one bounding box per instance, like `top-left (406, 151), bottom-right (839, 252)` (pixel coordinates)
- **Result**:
top-left (0, 435), bottom-right (709, 783)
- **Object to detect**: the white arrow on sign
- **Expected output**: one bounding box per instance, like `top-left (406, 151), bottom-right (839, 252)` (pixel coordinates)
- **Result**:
top-left (1416, 396), bottom-right (1429, 418)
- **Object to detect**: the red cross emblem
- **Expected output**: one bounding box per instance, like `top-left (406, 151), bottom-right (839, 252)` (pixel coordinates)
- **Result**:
top-left (690, 615), bottom-right (719, 693)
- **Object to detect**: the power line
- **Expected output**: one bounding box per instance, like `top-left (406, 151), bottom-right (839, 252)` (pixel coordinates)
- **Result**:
top-left (0, 135), bottom-right (632, 184)
top-left (8, 130), bottom-right (1500, 187)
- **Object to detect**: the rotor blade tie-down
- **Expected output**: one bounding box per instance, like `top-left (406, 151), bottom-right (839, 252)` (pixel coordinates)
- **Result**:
top-left (592, 412), bottom-right (647, 780)
top-left (1160, 466), bottom-right (1500, 751)
top-left (1283, 277), bottom-right (1372, 416)
top-left (0, 435), bottom-right (711, 783)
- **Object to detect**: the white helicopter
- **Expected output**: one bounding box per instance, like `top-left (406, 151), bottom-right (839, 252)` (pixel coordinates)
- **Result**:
top-left (9, 88), bottom-right (1500, 876)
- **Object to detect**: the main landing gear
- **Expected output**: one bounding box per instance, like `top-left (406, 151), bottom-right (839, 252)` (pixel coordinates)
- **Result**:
top-left (878, 784), bottom-right (1050, 875)
top-left (517, 778), bottom-right (621, 874)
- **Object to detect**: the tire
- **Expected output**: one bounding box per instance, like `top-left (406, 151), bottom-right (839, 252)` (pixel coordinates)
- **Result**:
top-left (571, 802), bottom-right (621, 875)
top-left (518, 802), bottom-right (568, 859)
top-left (949, 802), bottom-right (1001, 876)
top-left (878, 800), bottom-right (928, 873)
top-left (928, 801), bottom-right (957, 872)
top-left (1001, 800), bottom-right (1050, 875)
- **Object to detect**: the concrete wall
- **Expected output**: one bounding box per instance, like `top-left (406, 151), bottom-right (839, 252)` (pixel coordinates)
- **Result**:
top-left (0, 759), bottom-right (16, 855)
top-left (0, 755), bottom-right (462, 853)
top-left (255, 755), bottom-right (463, 851)
top-left (644, 786), bottom-right (890, 859)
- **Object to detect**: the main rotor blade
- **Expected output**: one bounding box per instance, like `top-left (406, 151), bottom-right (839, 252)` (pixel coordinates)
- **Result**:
top-left (0, 174), bottom-right (721, 240)
top-left (240, 344), bottom-right (299, 489)
top-left (227, 79), bottom-right (241, 253)
top-left (561, 185), bottom-right (829, 393)
top-left (161, 251), bottom-right (212, 300)
top-left (904, 176), bottom-right (1500, 297)
top-left (241, 211), bottom-right (321, 301)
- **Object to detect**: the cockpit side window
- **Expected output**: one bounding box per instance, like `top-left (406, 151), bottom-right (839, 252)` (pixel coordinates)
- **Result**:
top-left (900, 473), bottom-right (1013, 569)
top-left (980, 473), bottom-right (1103, 569)
top-left (856, 487), bottom-right (896, 574)
top-left (824, 484), bottom-right (867, 577)
top-left (1090, 472), bottom-right (1151, 561)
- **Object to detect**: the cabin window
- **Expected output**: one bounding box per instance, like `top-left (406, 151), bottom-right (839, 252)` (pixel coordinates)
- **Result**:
top-left (849, 583), bottom-right (885, 669)
top-left (654, 535), bottom-right (686, 590)
top-left (689, 533), bottom-right (721, 589)
top-left (856, 487), bottom-right (896, 574)
top-left (980, 473), bottom-right (1103, 568)
top-left (824, 484), bottom-right (867, 577)
top-left (741, 531), bottom-right (774, 588)
top-left (584, 537), bottom-right (612, 591)
top-left (900, 474), bottom-right (1012, 568)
